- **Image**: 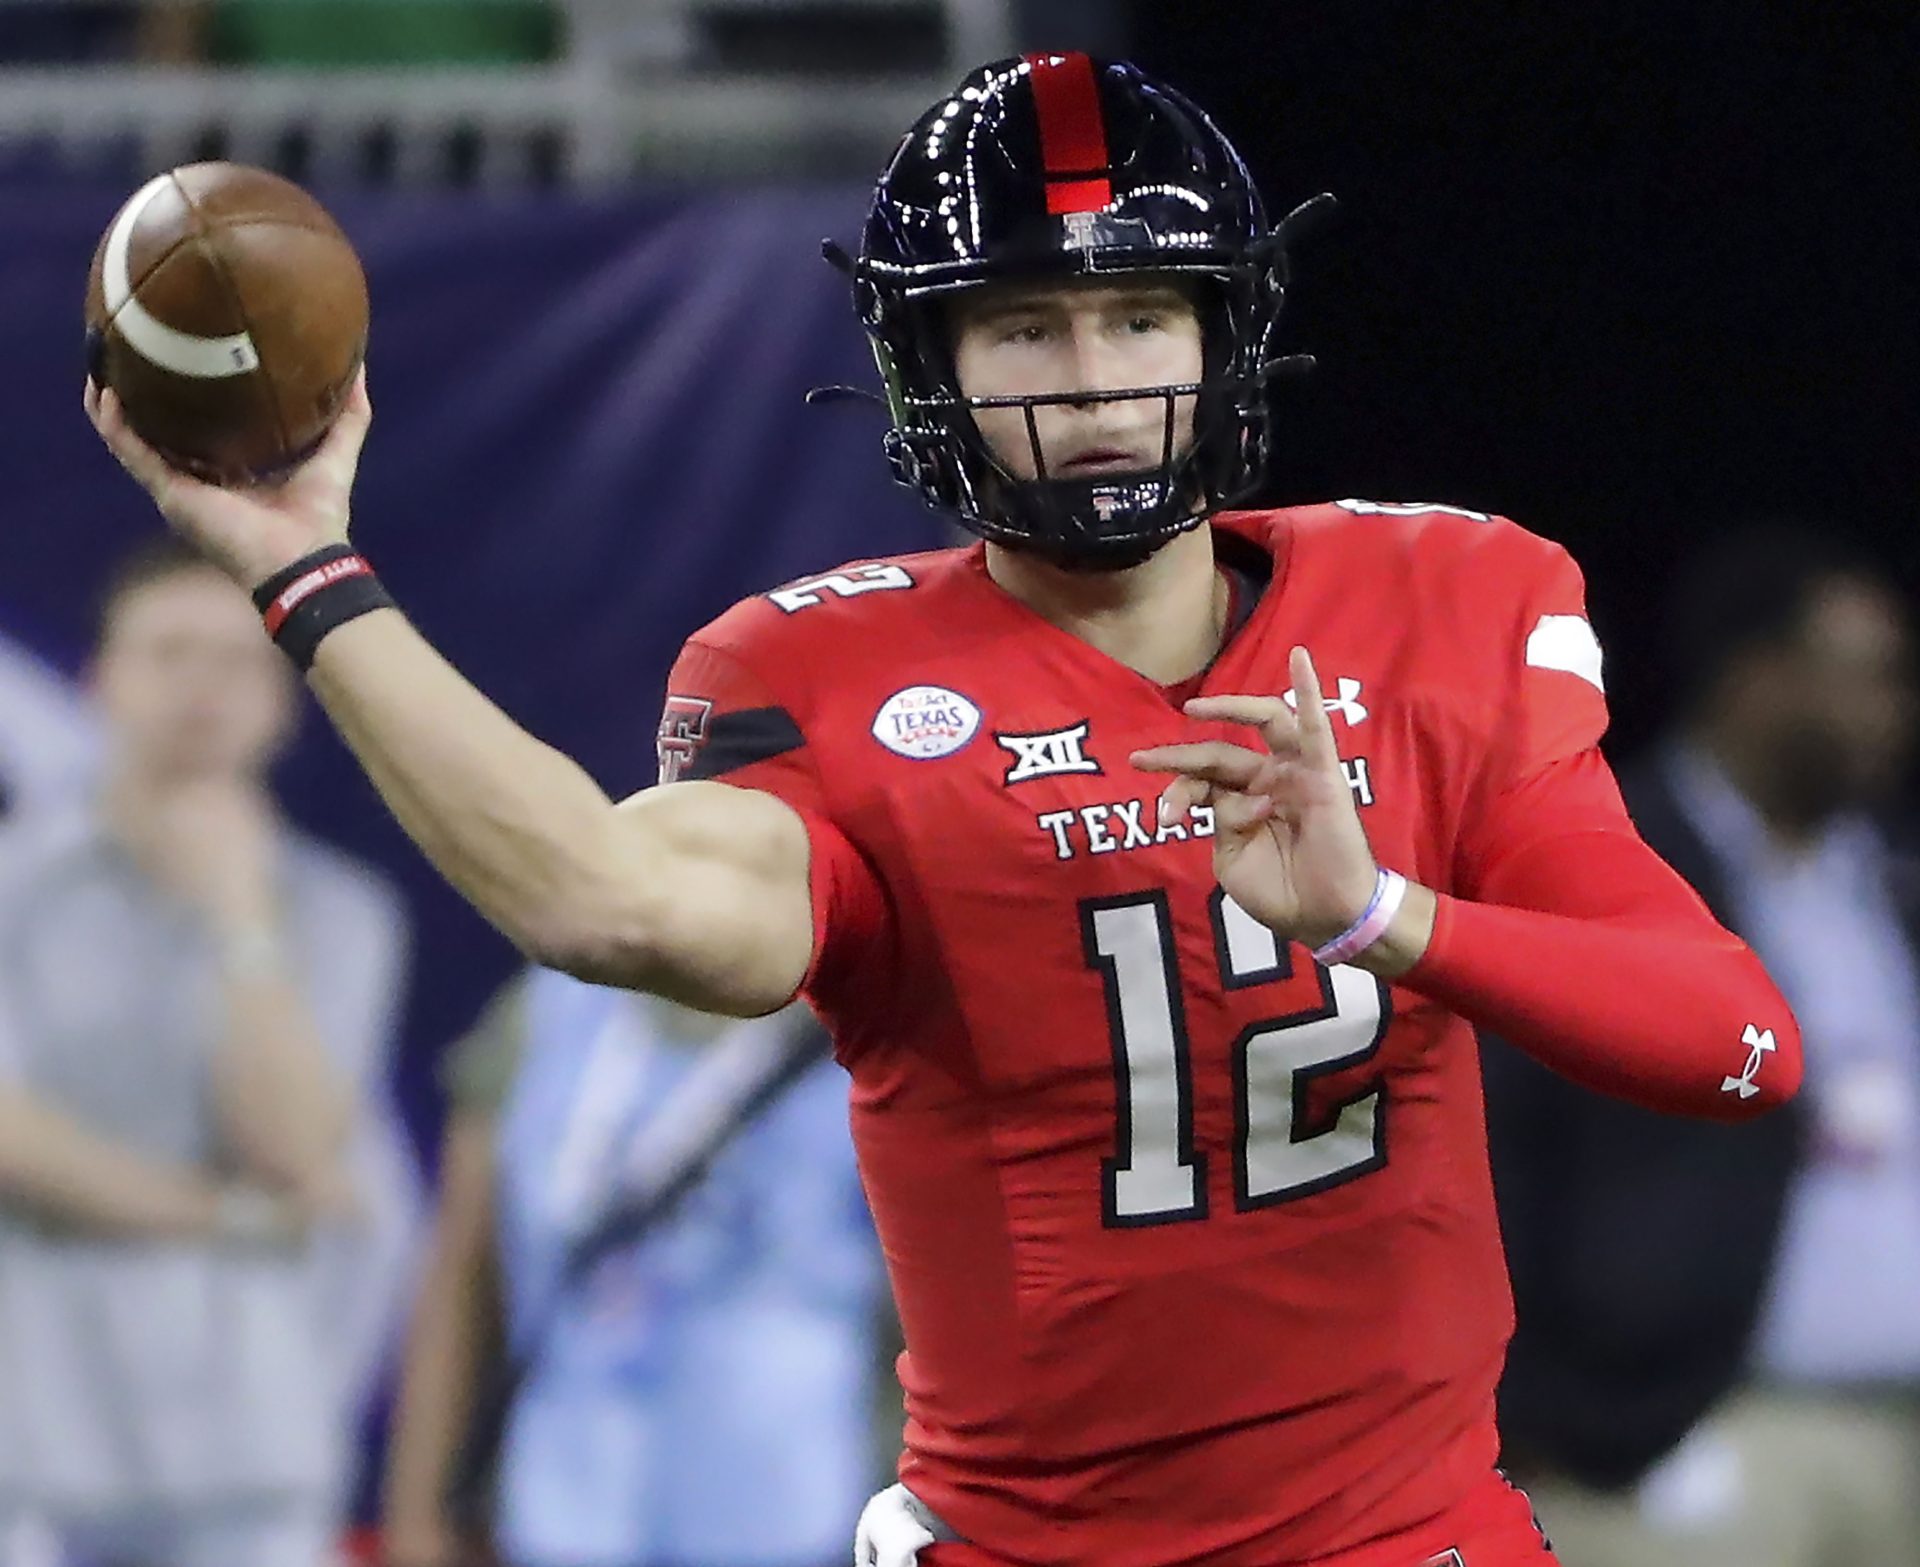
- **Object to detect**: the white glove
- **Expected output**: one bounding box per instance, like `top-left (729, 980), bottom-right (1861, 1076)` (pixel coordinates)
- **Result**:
top-left (854, 1482), bottom-right (938, 1567)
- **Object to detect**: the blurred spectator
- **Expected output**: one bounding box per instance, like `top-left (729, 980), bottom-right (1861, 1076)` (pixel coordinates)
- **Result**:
top-left (0, 538), bottom-right (411, 1567)
top-left (132, 2), bottom-right (211, 64)
top-left (1487, 526), bottom-right (1920, 1566)
top-left (383, 970), bottom-right (882, 1567)
top-left (0, 631), bottom-right (98, 823)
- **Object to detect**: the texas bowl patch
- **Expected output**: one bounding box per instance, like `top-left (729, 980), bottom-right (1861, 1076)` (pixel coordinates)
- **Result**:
top-left (871, 685), bottom-right (981, 760)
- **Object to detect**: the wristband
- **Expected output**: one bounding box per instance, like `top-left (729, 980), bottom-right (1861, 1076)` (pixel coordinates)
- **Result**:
top-left (251, 545), bottom-right (394, 671)
top-left (1311, 869), bottom-right (1408, 968)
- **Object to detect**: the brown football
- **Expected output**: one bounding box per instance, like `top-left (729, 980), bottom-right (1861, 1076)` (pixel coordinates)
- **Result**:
top-left (85, 162), bottom-right (368, 484)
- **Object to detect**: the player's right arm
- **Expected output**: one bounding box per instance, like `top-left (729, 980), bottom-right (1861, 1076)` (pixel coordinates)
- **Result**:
top-left (307, 610), bottom-right (816, 1013)
top-left (85, 374), bottom-right (817, 1018)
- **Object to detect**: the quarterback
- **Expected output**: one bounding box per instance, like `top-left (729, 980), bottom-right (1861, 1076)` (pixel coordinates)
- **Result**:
top-left (89, 54), bottom-right (1799, 1567)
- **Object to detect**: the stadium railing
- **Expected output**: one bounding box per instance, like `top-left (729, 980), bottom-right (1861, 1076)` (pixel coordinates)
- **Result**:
top-left (0, 0), bottom-right (1019, 185)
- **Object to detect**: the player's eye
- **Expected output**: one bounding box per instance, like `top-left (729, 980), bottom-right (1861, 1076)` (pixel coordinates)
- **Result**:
top-left (1001, 319), bottom-right (1051, 345)
top-left (1125, 311), bottom-right (1167, 334)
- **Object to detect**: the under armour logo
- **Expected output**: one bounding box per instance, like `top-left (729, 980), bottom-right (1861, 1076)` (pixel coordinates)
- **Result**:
top-left (1722, 1024), bottom-right (1777, 1099)
top-left (996, 722), bottom-right (1101, 785)
top-left (1284, 676), bottom-right (1368, 726)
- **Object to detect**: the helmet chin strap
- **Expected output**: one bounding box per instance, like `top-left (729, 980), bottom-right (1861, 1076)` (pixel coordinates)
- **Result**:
top-left (979, 458), bottom-right (1208, 566)
top-left (1002, 532), bottom-right (1172, 574)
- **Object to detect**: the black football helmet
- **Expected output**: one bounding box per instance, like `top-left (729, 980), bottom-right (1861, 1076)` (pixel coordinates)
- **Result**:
top-left (827, 53), bottom-right (1332, 562)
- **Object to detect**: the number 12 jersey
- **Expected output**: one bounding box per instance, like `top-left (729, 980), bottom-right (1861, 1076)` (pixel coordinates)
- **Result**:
top-left (659, 502), bottom-right (1609, 1567)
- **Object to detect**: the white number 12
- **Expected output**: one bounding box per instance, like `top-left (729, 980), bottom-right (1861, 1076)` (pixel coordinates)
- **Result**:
top-left (1082, 890), bottom-right (1390, 1227)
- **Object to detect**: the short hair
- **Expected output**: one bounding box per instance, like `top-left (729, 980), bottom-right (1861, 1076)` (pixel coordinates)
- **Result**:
top-left (1666, 522), bottom-right (1887, 715)
top-left (92, 535), bottom-right (225, 647)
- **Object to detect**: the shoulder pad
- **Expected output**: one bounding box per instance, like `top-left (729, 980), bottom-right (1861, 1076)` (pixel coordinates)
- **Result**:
top-left (692, 545), bottom-right (966, 657)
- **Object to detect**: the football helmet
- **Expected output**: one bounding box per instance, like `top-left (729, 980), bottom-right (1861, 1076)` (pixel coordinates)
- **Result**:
top-left (829, 53), bottom-right (1332, 561)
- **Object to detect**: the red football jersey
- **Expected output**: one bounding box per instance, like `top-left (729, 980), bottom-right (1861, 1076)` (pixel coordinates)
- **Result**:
top-left (660, 503), bottom-right (1607, 1566)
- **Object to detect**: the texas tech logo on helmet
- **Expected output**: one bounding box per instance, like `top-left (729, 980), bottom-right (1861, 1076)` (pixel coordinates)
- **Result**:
top-left (656, 696), bottom-right (712, 785)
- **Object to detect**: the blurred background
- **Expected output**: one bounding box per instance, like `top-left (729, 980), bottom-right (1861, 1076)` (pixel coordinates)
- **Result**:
top-left (1, 3), bottom-right (1917, 1565)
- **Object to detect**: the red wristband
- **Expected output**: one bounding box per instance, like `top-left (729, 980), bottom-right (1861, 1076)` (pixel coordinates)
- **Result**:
top-left (251, 546), bottom-right (395, 671)
top-left (260, 552), bottom-right (375, 637)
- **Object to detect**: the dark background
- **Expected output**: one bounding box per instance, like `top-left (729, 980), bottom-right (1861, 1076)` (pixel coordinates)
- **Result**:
top-left (1131, 0), bottom-right (1919, 759)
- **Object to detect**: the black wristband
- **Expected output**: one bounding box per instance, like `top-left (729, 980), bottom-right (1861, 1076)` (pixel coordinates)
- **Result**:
top-left (252, 545), bottom-right (396, 672)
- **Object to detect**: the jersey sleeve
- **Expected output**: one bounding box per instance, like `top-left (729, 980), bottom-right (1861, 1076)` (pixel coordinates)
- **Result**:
top-left (1411, 529), bottom-right (1801, 1120)
top-left (1451, 529), bottom-right (1611, 890)
top-left (1413, 749), bottom-right (1802, 1120)
top-left (1505, 537), bottom-right (1611, 781)
top-left (657, 636), bottom-right (820, 797)
top-left (658, 634), bottom-right (892, 1006)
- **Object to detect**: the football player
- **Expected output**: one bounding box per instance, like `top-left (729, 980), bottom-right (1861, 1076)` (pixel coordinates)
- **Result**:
top-left (88, 53), bottom-right (1801, 1567)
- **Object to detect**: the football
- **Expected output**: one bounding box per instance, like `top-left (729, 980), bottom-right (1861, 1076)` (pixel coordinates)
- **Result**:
top-left (84, 162), bottom-right (368, 484)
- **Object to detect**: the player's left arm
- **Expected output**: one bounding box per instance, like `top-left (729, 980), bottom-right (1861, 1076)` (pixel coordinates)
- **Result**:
top-left (1135, 557), bottom-right (1802, 1123)
top-left (1405, 746), bottom-right (1802, 1119)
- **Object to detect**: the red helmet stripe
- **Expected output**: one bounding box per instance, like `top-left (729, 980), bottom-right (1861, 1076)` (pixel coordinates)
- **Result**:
top-left (1023, 52), bottom-right (1112, 214)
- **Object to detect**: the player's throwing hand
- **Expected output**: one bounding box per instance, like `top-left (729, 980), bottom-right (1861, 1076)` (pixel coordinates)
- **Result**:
top-left (1133, 646), bottom-right (1383, 950)
top-left (84, 369), bottom-right (371, 589)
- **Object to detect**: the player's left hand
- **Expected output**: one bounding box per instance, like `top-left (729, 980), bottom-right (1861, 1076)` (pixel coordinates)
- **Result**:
top-left (1132, 646), bottom-right (1379, 950)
